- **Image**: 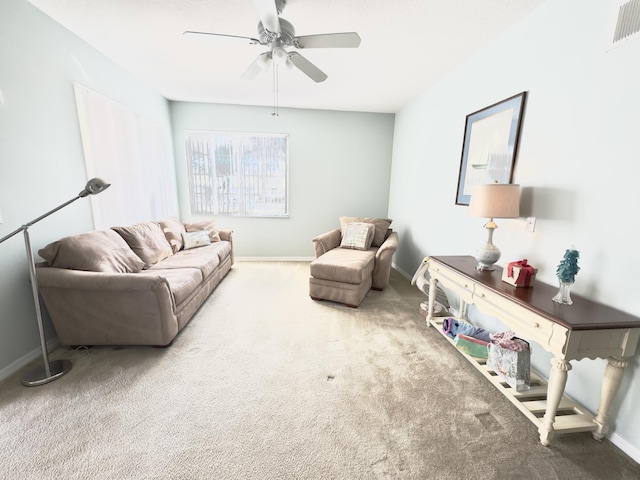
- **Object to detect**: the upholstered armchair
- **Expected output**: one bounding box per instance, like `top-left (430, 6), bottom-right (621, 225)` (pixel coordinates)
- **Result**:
top-left (309, 217), bottom-right (399, 307)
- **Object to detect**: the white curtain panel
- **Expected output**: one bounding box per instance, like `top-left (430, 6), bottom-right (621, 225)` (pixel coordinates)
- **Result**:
top-left (73, 82), bottom-right (178, 228)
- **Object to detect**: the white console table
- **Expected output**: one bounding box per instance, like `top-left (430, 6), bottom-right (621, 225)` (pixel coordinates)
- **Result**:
top-left (425, 255), bottom-right (640, 446)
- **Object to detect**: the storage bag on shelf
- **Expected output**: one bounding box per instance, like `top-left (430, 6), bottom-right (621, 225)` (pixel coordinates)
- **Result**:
top-left (487, 331), bottom-right (531, 391)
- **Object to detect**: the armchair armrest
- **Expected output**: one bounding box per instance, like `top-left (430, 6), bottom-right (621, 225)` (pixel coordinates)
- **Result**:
top-left (312, 228), bottom-right (342, 258)
top-left (372, 231), bottom-right (399, 290)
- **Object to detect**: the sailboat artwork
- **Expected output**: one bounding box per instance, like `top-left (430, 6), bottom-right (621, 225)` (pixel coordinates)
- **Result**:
top-left (455, 92), bottom-right (527, 206)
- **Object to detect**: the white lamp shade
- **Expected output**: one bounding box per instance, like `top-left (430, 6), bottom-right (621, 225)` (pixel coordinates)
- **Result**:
top-left (469, 184), bottom-right (520, 219)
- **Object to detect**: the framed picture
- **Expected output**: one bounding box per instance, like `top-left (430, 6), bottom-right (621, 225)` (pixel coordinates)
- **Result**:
top-left (455, 92), bottom-right (527, 206)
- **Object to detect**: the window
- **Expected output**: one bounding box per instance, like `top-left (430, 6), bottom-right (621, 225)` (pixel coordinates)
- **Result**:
top-left (185, 131), bottom-right (288, 217)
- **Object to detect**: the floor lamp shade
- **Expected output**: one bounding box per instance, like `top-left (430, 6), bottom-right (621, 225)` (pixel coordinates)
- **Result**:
top-left (0, 178), bottom-right (110, 386)
top-left (469, 184), bottom-right (520, 271)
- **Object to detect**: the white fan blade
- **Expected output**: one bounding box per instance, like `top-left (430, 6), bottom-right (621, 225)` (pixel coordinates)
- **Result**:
top-left (242, 52), bottom-right (272, 80)
top-left (183, 31), bottom-right (261, 45)
top-left (294, 32), bottom-right (361, 49)
top-left (287, 52), bottom-right (327, 83)
top-left (253, 0), bottom-right (281, 34)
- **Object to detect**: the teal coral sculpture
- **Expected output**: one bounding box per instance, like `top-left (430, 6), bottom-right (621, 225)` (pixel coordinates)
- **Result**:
top-left (556, 249), bottom-right (580, 284)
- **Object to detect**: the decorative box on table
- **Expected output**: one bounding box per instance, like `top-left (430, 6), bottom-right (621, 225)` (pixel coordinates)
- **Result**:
top-left (502, 259), bottom-right (537, 287)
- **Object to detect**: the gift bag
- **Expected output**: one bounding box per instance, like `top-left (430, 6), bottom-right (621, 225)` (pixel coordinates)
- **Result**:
top-left (487, 333), bottom-right (531, 391)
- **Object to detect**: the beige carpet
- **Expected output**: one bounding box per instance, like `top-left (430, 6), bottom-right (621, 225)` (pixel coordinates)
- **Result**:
top-left (1, 261), bottom-right (638, 479)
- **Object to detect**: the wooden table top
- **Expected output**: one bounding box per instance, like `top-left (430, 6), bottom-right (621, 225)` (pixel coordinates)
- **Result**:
top-left (430, 256), bottom-right (640, 331)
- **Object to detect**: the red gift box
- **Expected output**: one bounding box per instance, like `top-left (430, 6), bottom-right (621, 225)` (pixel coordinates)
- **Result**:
top-left (502, 259), bottom-right (537, 287)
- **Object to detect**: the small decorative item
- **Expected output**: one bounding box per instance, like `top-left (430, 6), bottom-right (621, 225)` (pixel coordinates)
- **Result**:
top-left (552, 248), bottom-right (580, 305)
top-left (502, 259), bottom-right (537, 287)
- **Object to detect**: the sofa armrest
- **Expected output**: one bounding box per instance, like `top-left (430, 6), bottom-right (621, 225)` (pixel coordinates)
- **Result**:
top-left (311, 228), bottom-right (342, 257)
top-left (36, 267), bottom-right (178, 346)
top-left (372, 231), bottom-right (399, 290)
top-left (218, 229), bottom-right (234, 264)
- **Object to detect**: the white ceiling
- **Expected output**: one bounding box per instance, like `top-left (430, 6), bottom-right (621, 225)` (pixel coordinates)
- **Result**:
top-left (27, 0), bottom-right (545, 113)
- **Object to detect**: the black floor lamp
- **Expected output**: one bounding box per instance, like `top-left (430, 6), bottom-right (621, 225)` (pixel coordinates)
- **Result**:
top-left (0, 178), bottom-right (110, 386)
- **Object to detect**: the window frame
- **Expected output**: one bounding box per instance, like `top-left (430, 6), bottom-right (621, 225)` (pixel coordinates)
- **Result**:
top-left (185, 130), bottom-right (289, 218)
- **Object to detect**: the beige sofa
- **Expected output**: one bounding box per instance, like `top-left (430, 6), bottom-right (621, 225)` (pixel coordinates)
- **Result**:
top-left (36, 217), bottom-right (233, 347)
top-left (309, 217), bottom-right (398, 307)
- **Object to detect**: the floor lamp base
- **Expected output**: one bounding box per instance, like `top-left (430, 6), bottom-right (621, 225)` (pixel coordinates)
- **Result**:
top-left (22, 359), bottom-right (72, 387)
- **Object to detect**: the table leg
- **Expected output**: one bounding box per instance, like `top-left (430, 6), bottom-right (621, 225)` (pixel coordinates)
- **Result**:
top-left (539, 357), bottom-right (572, 446)
top-left (592, 356), bottom-right (628, 441)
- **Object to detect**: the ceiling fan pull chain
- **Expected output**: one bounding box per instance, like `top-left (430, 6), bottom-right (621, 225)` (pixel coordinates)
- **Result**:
top-left (272, 64), bottom-right (279, 117)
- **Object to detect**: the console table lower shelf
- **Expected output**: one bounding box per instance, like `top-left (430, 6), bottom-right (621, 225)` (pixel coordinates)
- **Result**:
top-left (430, 317), bottom-right (598, 437)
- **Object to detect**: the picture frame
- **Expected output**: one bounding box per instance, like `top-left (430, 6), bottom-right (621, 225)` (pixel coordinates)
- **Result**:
top-left (455, 92), bottom-right (527, 206)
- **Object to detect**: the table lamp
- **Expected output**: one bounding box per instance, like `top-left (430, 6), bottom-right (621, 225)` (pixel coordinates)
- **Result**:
top-left (0, 178), bottom-right (110, 386)
top-left (469, 183), bottom-right (520, 271)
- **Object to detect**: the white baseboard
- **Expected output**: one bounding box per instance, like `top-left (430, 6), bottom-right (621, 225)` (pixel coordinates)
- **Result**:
top-left (393, 262), bottom-right (411, 279)
top-left (0, 338), bottom-right (61, 383)
top-left (610, 431), bottom-right (640, 464)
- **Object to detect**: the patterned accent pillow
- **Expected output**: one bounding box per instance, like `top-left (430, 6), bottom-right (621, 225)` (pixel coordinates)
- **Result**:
top-left (158, 217), bottom-right (186, 253)
top-left (339, 217), bottom-right (392, 247)
top-left (184, 220), bottom-right (221, 242)
top-left (182, 230), bottom-right (212, 250)
top-left (340, 222), bottom-right (376, 251)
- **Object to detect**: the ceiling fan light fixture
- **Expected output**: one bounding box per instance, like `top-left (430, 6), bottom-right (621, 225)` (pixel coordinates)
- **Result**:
top-left (271, 46), bottom-right (288, 65)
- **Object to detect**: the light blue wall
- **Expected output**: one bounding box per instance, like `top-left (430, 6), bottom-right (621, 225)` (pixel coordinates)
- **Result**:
top-left (389, 0), bottom-right (640, 458)
top-left (0, 1), bottom-right (172, 372)
top-left (170, 102), bottom-right (395, 258)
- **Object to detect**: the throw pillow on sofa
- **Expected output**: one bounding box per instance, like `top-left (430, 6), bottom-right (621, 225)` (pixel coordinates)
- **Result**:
top-left (184, 220), bottom-right (221, 242)
top-left (158, 216), bottom-right (186, 253)
top-left (112, 221), bottom-right (173, 269)
top-left (340, 222), bottom-right (376, 251)
top-left (38, 229), bottom-right (145, 273)
top-left (182, 230), bottom-right (211, 250)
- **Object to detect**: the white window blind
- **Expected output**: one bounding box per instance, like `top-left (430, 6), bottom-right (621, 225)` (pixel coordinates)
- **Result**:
top-left (185, 131), bottom-right (288, 217)
top-left (73, 83), bottom-right (178, 228)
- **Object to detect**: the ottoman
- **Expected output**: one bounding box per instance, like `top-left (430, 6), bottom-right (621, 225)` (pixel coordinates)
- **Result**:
top-left (309, 247), bottom-right (376, 307)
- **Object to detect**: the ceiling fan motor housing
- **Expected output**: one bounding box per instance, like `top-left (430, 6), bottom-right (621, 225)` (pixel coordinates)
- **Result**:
top-left (258, 17), bottom-right (295, 45)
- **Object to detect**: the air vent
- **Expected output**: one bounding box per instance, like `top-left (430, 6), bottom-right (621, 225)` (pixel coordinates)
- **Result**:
top-left (607, 0), bottom-right (640, 50)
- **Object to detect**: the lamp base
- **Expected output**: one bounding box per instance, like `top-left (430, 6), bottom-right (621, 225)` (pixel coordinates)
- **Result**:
top-left (476, 244), bottom-right (501, 271)
top-left (22, 359), bottom-right (72, 387)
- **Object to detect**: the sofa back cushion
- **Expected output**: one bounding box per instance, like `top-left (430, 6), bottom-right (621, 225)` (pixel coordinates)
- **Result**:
top-left (158, 217), bottom-right (186, 253)
top-left (339, 217), bottom-right (392, 247)
top-left (38, 229), bottom-right (145, 273)
top-left (112, 221), bottom-right (173, 268)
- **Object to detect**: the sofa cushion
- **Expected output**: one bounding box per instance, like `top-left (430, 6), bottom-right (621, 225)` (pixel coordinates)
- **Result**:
top-left (112, 221), bottom-right (173, 269)
top-left (182, 231), bottom-right (211, 250)
top-left (158, 217), bottom-right (186, 253)
top-left (138, 268), bottom-right (203, 306)
top-left (148, 242), bottom-right (231, 279)
top-left (339, 217), bottom-right (392, 247)
top-left (310, 248), bottom-right (375, 284)
top-left (340, 222), bottom-right (375, 251)
top-left (184, 220), bottom-right (221, 242)
top-left (38, 229), bottom-right (145, 273)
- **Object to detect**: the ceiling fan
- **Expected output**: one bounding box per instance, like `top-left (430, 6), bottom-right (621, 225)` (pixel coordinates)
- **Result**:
top-left (184, 0), bottom-right (361, 83)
